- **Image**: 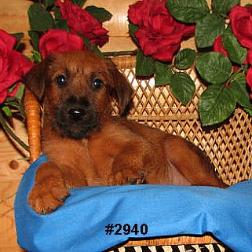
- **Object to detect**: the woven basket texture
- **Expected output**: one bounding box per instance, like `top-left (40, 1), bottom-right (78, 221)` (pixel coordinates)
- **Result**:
top-left (112, 57), bottom-right (252, 186)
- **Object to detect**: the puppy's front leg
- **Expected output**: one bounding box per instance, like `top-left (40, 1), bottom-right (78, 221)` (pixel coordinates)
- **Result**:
top-left (28, 162), bottom-right (69, 214)
top-left (108, 142), bottom-right (146, 185)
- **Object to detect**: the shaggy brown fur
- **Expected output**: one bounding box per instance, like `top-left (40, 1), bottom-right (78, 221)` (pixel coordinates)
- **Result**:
top-left (25, 50), bottom-right (226, 214)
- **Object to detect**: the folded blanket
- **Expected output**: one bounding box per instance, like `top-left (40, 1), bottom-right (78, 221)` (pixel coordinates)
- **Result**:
top-left (15, 155), bottom-right (252, 252)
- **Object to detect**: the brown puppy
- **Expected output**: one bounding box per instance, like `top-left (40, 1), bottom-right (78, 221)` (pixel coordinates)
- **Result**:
top-left (25, 50), bottom-right (225, 214)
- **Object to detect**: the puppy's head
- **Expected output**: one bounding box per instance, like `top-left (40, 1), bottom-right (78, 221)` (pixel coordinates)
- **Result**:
top-left (24, 50), bottom-right (133, 139)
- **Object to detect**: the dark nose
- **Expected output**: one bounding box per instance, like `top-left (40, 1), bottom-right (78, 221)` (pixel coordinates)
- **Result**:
top-left (68, 108), bottom-right (86, 121)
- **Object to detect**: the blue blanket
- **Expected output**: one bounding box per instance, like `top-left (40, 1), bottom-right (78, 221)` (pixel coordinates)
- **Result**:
top-left (15, 155), bottom-right (252, 252)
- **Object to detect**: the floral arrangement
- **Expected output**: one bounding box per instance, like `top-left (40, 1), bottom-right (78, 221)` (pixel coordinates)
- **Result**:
top-left (128, 0), bottom-right (252, 126)
top-left (0, 30), bottom-right (33, 150)
top-left (0, 0), bottom-right (111, 150)
top-left (28, 0), bottom-right (111, 61)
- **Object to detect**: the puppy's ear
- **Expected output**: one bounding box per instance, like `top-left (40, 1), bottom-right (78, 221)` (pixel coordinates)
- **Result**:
top-left (24, 56), bottom-right (52, 101)
top-left (106, 60), bottom-right (133, 115)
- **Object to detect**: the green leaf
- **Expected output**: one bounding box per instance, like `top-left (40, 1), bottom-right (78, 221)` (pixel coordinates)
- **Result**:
top-left (15, 84), bottom-right (25, 101)
top-left (52, 6), bottom-right (62, 19)
top-left (196, 13), bottom-right (225, 48)
top-left (128, 22), bottom-right (138, 43)
top-left (244, 107), bottom-right (252, 116)
top-left (199, 84), bottom-right (236, 126)
top-left (169, 72), bottom-right (195, 105)
top-left (91, 44), bottom-right (104, 58)
top-left (28, 3), bottom-right (54, 32)
top-left (154, 61), bottom-right (173, 86)
top-left (136, 50), bottom-right (155, 77)
top-left (174, 49), bottom-right (196, 70)
top-left (222, 28), bottom-right (247, 65)
top-left (44, 0), bottom-right (55, 8)
top-left (212, 0), bottom-right (240, 15)
top-left (55, 19), bottom-right (69, 30)
top-left (2, 106), bottom-right (12, 118)
top-left (85, 6), bottom-right (112, 22)
top-left (28, 31), bottom-right (40, 51)
top-left (83, 37), bottom-right (91, 49)
top-left (31, 50), bottom-right (42, 63)
top-left (167, 0), bottom-right (209, 23)
top-left (83, 37), bottom-right (104, 56)
top-left (8, 84), bottom-right (17, 94)
top-left (72, 0), bottom-right (87, 7)
top-left (230, 72), bottom-right (252, 110)
top-left (11, 33), bottom-right (24, 43)
top-left (196, 52), bottom-right (232, 84)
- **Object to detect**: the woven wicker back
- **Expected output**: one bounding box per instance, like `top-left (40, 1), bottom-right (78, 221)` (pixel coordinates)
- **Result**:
top-left (25, 56), bottom-right (252, 186)
top-left (113, 56), bottom-right (252, 186)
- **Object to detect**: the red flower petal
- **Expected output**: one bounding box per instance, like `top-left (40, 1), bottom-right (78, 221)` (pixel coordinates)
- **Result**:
top-left (0, 90), bottom-right (8, 104)
top-left (56, 0), bottom-right (109, 47)
top-left (246, 67), bottom-right (252, 89)
top-left (246, 49), bottom-right (252, 65)
top-left (128, 0), bottom-right (194, 62)
top-left (0, 30), bottom-right (33, 104)
top-left (213, 36), bottom-right (228, 57)
top-left (229, 5), bottom-right (252, 49)
top-left (39, 29), bottom-right (84, 58)
top-left (0, 29), bottom-right (16, 53)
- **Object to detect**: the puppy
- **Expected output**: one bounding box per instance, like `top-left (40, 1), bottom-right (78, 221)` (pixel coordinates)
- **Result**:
top-left (25, 50), bottom-right (226, 214)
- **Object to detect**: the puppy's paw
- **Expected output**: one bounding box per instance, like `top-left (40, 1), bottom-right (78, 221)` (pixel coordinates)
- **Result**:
top-left (107, 170), bottom-right (146, 185)
top-left (128, 172), bottom-right (146, 185)
top-left (107, 171), bottom-right (125, 185)
top-left (28, 177), bottom-right (69, 214)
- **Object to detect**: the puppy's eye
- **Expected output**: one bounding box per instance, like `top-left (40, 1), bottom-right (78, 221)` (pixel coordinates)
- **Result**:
top-left (92, 78), bottom-right (103, 89)
top-left (56, 75), bottom-right (67, 87)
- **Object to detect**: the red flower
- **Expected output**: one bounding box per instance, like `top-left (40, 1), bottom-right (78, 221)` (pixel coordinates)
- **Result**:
top-left (128, 0), bottom-right (195, 62)
top-left (246, 49), bottom-right (252, 65)
top-left (213, 36), bottom-right (228, 57)
top-left (247, 68), bottom-right (252, 88)
top-left (0, 29), bottom-right (33, 104)
top-left (246, 50), bottom-right (252, 98)
top-left (229, 5), bottom-right (252, 49)
top-left (56, 0), bottom-right (109, 47)
top-left (39, 29), bottom-right (85, 58)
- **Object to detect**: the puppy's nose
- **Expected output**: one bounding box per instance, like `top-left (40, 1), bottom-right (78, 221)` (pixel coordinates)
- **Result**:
top-left (68, 108), bottom-right (86, 121)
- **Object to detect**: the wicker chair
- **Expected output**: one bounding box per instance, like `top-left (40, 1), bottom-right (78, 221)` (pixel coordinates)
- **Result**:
top-left (23, 55), bottom-right (252, 251)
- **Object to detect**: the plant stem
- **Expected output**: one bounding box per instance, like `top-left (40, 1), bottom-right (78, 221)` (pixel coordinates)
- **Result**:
top-left (103, 50), bottom-right (137, 57)
top-left (0, 111), bottom-right (29, 151)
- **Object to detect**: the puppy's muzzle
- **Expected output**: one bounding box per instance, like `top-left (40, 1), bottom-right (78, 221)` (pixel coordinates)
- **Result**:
top-left (55, 96), bottom-right (98, 139)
